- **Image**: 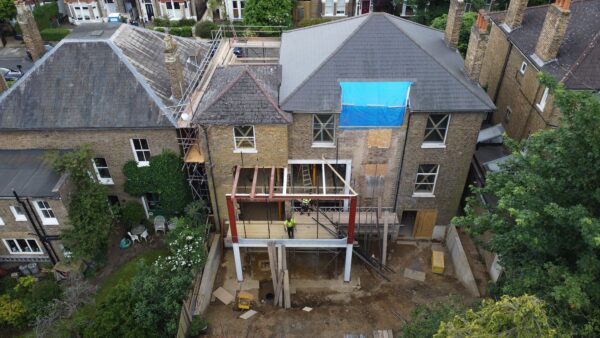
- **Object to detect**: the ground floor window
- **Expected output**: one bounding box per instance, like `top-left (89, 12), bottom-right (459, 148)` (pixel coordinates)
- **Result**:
top-left (3, 238), bottom-right (43, 254)
top-left (414, 164), bottom-right (439, 195)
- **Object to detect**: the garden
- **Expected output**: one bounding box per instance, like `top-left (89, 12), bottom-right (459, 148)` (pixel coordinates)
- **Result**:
top-left (0, 147), bottom-right (211, 337)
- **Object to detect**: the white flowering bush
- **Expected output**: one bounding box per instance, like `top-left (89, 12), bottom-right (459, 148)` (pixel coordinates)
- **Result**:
top-left (158, 217), bottom-right (207, 273)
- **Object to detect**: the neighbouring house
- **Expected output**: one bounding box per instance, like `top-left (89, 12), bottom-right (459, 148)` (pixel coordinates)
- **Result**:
top-left (182, 12), bottom-right (494, 282)
top-left (463, 0), bottom-right (600, 140)
top-left (0, 150), bottom-right (71, 264)
top-left (0, 23), bottom-right (209, 266)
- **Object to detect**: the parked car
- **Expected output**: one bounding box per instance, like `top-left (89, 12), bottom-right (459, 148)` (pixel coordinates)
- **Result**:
top-left (0, 65), bottom-right (23, 81)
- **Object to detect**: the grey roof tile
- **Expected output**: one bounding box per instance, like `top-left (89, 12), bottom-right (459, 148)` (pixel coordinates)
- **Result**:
top-left (279, 13), bottom-right (495, 113)
top-left (0, 150), bottom-right (63, 198)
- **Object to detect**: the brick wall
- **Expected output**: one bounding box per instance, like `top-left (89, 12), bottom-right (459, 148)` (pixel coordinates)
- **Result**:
top-left (396, 112), bottom-right (484, 225)
top-left (0, 128), bottom-right (180, 203)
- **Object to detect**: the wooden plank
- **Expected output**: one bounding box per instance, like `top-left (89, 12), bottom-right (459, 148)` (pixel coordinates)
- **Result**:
top-left (267, 244), bottom-right (278, 300)
top-left (250, 165), bottom-right (259, 198)
top-left (212, 287), bottom-right (234, 305)
top-left (413, 209), bottom-right (438, 239)
top-left (367, 129), bottom-right (392, 148)
top-left (239, 309), bottom-right (258, 320)
top-left (365, 164), bottom-right (388, 177)
top-left (284, 270), bottom-right (291, 309)
top-left (269, 167), bottom-right (276, 198)
top-left (382, 211), bottom-right (389, 266)
top-left (322, 156), bottom-right (358, 195)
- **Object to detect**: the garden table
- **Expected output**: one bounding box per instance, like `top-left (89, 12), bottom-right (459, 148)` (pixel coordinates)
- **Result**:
top-left (131, 224), bottom-right (146, 236)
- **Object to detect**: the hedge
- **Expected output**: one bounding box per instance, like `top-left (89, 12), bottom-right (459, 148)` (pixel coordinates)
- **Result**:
top-left (153, 17), bottom-right (196, 28)
top-left (154, 27), bottom-right (165, 32)
top-left (297, 18), bottom-right (333, 28)
top-left (195, 21), bottom-right (217, 39)
top-left (40, 28), bottom-right (70, 41)
top-left (170, 26), bottom-right (192, 37)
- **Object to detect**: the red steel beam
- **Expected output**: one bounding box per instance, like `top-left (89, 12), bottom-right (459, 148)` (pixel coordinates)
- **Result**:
top-left (226, 196), bottom-right (239, 243)
top-left (230, 194), bottom-right (355, 202)
top-left (268, 167), bottom-right (276, 198)
top-left (250, 165), bottom-right (259, 198)
top-left (347, 196), bottom-right (357, 245)
top-left (231, 165), bottom-right (241, 198)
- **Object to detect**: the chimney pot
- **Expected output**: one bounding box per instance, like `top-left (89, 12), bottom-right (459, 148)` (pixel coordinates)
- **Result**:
top-left (464, 10), bottom-right (490, 81)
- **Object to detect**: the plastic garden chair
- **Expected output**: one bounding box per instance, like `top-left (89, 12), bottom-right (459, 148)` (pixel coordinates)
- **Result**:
top-left (154, 216), bottom-right (166, 234)
top-left (128, 231), bottom-right (140, 243)
top-left (140, 229), bottom-right (149, 242)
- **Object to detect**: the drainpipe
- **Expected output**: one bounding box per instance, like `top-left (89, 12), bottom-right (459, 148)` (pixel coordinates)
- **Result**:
top-left (393, 108), bottom-right (412, 210)
top-left (13, 190), bottom-right (59, 265)
top-left (201, 125), bottom-right (221, 228)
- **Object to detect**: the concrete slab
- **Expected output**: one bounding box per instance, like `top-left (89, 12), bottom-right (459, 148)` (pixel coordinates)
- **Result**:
top-left (289, 276), bottom-right (360, 294)
top-left (239, 309), bottom-right (258, 320)
top-left (212, 287), bottom-right (234, 305)
top-left (403, 268), bottom-right (426, 282)
top-left (302, 306), bottom-right (313, 312)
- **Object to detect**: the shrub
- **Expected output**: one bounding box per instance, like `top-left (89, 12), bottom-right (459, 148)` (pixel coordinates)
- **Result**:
top-left (0, 295), bottom-right (27, 328)
top-left (178, 18), bottom-right (196, 26)
top-left (33, 2), bottom-right (58, 30)
top-left (298, 18), bottom-right (332, 28)
top-left (40, 28), bottom-right (70, 41)
top-left (170, 26), bottom-right (192, 37)
top-left (24, 279), bottom-right (62, 321)
top-left (120, 202), bottom-right (146, 229)
top-left (188, 316), bottom-right (208, 336)
top-left (402, 296), bottom-right (465, 338)
top-left (195, 21), bottom-right (217, 38)
top-left (153, 17), bottom-right (170, 27)
top-left (154, 27), bottom-right (165, 32)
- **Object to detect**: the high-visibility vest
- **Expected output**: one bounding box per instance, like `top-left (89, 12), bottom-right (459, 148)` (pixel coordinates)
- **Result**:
top-left (301, 199), bottom-right (310, 205)
top-left (285, 219), bottom-right (296, 228)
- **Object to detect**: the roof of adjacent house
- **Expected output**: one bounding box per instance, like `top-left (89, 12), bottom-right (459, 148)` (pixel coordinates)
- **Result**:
top-left (278, 13), bottom-right (495, 113)
top-left (0, 150), bottom-right (64, 198)
top-left (0, 23), bottom-right (209, 130)
top-left (490, 0), bottom-right (600, 90)
top-left (194, 65), bottom-right (292, 125)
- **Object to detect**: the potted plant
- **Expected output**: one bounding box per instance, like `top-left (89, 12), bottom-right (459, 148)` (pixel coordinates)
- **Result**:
top-left (188, 316), bottom-right (209, 336)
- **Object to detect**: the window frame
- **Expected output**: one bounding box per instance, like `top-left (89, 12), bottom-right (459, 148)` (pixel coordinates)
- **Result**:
top-left (422, 113), bottom-right (450, 148)
top-left (335, 0), bottom-right (345, 15)
top-left (10, 206), bottom-right (27, 222)
top-left (324, 0), bottom-right (334, 16)
top-left (3, 238), bottom-right (43, 255)
top-left (130, 138), bottom-right (151, 167)
top-left (413, 164), bottom-right (440, 197)
top-left (92, 157), bottom-right (114, 185)
top-left (33, 200), bottom-right (59, 226)
top-left (312, 114), bottom-right (336, 147)
top-left (519, 61), bottom-right (528, 75)
top-left (233, 125), bottom-right (257, 153)
top-left (0, 216), bottom-right (4, 226)
top-left (536, 87), bottom-right (549, 112)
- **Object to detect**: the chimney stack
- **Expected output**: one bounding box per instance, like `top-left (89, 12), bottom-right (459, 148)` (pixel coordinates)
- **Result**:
top-left (464, 10), bottom-right (490, 81)
top-left (15, 0), bottom-right (45, 61)
top-left (164, 34), bottom-right (184, 100)
top-left (504, 0), bottom-right (529, 31)
top-left (533, 0), bottom-right (571, 64)
top-left (444, 0), bottom-right (465, 49)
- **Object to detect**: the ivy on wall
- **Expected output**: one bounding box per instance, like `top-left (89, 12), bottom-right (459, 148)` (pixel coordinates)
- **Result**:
top-left (123, 150), bottom-right (192, 217)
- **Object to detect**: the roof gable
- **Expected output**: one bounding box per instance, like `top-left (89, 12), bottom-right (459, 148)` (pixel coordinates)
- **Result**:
top-left (279, 13), bottom-right (494, 113)
top-left (194, 65), bottom-right (291, 125)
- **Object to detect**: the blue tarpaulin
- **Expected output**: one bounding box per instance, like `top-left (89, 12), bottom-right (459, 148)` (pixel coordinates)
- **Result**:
top-left (339, 81), bottom-right (411, 128)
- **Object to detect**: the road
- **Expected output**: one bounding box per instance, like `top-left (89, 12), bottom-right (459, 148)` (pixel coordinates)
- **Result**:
top-left (0, 46), bottom-right (34, 73)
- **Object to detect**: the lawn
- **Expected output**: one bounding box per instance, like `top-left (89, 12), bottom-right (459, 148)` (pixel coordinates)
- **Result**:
top-left (95, 248), bottom-right (168, 303)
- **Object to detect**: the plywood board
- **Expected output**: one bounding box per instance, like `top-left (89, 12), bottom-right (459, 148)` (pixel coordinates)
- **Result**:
top-left (184, 144), bottom-right (204, 163)
top-left (413, 209), bottom-right (438, 239)
top-left (364, 164), bottom-right (388, 177)
top-left (212, 287), bottom-right (234, 305)
top-left (239, 309), bottom-right (258, 320)
top-left (403, 268), bottom-right (426, 282)
top-left (367, 129), bottom-right (392, 148)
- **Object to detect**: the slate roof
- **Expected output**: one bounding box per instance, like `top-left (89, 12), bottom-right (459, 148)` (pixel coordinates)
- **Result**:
top-left (194, 65), bottom-right (292, 125)
top-left (490, 0), bottom-right (600, 90)
top-left (279, 13), bottom-right (495, 113)
top-left (0, 23), bottom-right (210, 130)
top-left (0, 150), bottom-right (63, 198)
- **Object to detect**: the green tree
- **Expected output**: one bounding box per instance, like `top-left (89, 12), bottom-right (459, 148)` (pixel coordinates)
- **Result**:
top-left (435, 295), bottom-right (558, 337)
top-left (243, 0), bottom-right (293, 27)
top-left (454, 74), bottom-right (600, 336)
top-left (49, 146), bottom-right (114, 260)
top-left (402, 296), bottom-right (465, 338)
top-left (123, 150), bottom-right (192, 217)
top-left (408, 0), bottom-right (449, 26)
top-left (430, 11), bottom-right (477, 56)
top-left (0, 0), bottom-right (16, 22)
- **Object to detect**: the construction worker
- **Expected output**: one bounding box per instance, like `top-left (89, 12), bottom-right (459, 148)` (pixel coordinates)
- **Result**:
top-left (300, 198), bottom-right (311, 216)
top-left (285, 216), bottom-right (296, 239)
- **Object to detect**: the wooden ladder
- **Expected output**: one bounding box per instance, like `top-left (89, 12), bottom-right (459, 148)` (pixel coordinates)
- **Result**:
top-left (301, 165), bottom-right (312, 192)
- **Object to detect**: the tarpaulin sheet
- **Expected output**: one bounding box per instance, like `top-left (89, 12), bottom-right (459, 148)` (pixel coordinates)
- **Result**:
top-left (339, 81), bottom-right (411, 128)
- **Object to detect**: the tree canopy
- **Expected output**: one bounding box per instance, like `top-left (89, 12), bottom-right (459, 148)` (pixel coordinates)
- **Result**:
top-left (0, 0), bottom-right (16, 22)
top-left (435, 295), bottom-right (558, 337)
top-left (430, 11), bottom-right (477, 56)
top-left (454, 73), bottom-right (600, 336)
top-left (243, 0), bottom-right (293, 27)
top-left (48, 146), bottom-right (114, 260)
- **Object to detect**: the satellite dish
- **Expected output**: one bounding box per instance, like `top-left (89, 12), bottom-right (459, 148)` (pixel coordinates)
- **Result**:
top-left (181, 113), bottom-right (190, 121)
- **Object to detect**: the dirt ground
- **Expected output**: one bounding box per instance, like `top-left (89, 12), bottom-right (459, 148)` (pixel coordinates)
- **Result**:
top-left (204, 241), bottom-right (481, 337)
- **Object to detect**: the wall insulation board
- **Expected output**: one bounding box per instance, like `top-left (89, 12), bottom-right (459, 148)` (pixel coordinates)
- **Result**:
top-left (339, 81), bottom-right (411, 129)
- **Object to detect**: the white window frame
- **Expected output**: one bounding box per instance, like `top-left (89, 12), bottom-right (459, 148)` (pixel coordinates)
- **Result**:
top-left (324, 0), bottom-right (334, 16)
top-left (422, 114), bottom-right (450, 148)
top-left (130, 138), bottom-right (151, 167)
top-left (335, 0), bottom-right (346, 16)
top-left (536, 87), bottom-right (549, 112)
top-left (10, 206), bottom-right (27, 222)
top-left (413, 164), bottom-right (439, 197)
top-left (519, 61), bottom-right (527, 75)
top-left (92, 158), bottom-right (114, 185)
top-left (0, 216), bottom-right (4, 226)
top-left (312, 114), bottom-right (336, 147)
top-left (2, 238), bottom-right (43, 255)
top-left (33, 200), bottom-right (59, 226)
top-left (233, 125), bottom-right (257, 153)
